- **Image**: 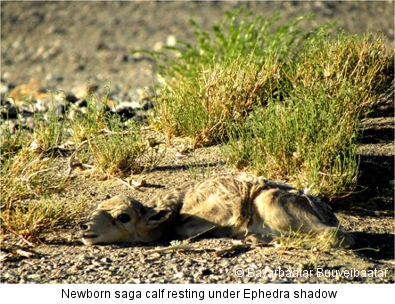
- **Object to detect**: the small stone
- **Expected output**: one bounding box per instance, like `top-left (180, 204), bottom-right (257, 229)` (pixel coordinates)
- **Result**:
top-left (175, 152), bottom-right (188, 159)
top-left (129, 179), bottom-right (147, 189)
top-left (100, 257), bottom-right (111, 263)
top-left (65, 94), bottom-right (78, 103)
top-left (27, 274), bottom-right (41, 280)
top-left (55, 104), bottom-right (67, 116)
top-left (114, 104), bottom-right (135, 119)
top-left (45, 74), bottom-right (64, 82)
top-left (73, 64), bottom-right (85, 71)
top-left (0, 82), bottom-right (9, 95)
top-left (23, 116), bottom-right (36, 130)
top-left (73, 84), bottom-right (99, 99)
top-left (75, 99), bottom-right (88, 108)
top-left (141, 99), bottom-right (153, 110)
top-left (129, 101), bottom-right (142, 110)
top-left (96, 41), bottom-right (108, 51)
top-left (201, 269), bottom-right (212, 276)
top-left (34, 100), bottom-right (49, 112)
top-left (166, 35), bottom-right (177, 46)
top-left (174, 271), bottom-right (184, 279)
top-left (4, 270), bottom-right (18, 279)
top-left (29, 139), bottom-right (41, 152)
top-left (1, 104), bottom-right (18, 119)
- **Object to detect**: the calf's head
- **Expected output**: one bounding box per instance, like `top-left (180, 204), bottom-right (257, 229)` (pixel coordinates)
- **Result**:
top-left (80, 195), bottom-right (174, 245)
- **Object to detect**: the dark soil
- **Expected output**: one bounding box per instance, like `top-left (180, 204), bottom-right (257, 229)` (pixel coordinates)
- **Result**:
top-left (1, 1), bottom-right (394, 284)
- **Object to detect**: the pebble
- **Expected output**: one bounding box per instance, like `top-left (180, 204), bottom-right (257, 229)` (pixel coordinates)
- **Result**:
top-left (72, 83), bottom-right (99, 99)
top-left (45, 74), bottom-right (64, 82)
top-left (75, 99), bottom-right (88, 108)
top-left (100, 257), bottom-right (111, 263)
top-left (27, 273), bottom-right (41, 280)
top-left (1, 104), bottom-right (18, 119)
top-left (0, 79), bottom-right (156, 146)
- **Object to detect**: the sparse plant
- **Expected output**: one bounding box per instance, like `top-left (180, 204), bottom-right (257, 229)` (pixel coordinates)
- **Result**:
top-left (0, 147), bottom-right (73, 244)
top-left (0, 122), bottom-right (29, 160)
top-left (1, 6), bottom-right (392, 247)
top-left (1, 84), bottom-right (162, 243)
top-left (1, 195), bottom-right (85, 245)
top-left (152, 56), bottom-right (281, 146)
top-left (274, 225), bottom-right (345, 253)
top-left (148, 8), bottom-right (329, 80)
top-left (65, 84), bottom-right (164, 178)
top-left (1, 152), bottom-right (66, 202)
top-left (87, 122), bottom-right (150, 177)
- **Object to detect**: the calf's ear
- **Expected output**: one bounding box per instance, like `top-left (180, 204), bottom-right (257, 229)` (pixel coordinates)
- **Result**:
top-left (146, 209), bottom-right (174, 228)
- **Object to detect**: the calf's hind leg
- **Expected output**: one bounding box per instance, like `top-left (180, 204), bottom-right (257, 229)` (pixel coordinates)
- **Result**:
top-left (252, 189), bottom-right (354, 248)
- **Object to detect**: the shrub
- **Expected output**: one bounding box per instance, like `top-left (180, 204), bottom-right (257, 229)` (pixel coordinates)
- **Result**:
top-left (224, 32), bottom-right (393, 197)
top-left (145, 8), bottom-right (330, 146)
top-left (143, 7), bottom-right (393, 197)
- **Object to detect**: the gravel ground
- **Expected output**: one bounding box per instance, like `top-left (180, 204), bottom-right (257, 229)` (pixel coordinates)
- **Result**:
top-left (1, 1), bottom-right (394, 99)
top-left (1, 1), bottom-right (394, 284)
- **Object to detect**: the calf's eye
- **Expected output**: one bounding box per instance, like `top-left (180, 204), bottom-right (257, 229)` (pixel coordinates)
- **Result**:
top-left (117, 214), bottom-right (131, 223)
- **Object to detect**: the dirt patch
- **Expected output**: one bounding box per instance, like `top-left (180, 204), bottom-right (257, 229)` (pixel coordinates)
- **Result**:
top-left (1, 1), bottom-right (394, 283)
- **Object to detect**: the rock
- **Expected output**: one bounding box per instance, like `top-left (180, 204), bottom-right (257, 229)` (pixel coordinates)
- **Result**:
top-left (23, 116), bottom-right (36, 130)
top-left (75, 99), bottom-right (88, 108)
top-left (4, 270), bottom-right (18, 279)
top-left (130, 110), bottom-right (147, 122)
top-left (127, 101), bottom-right (142, 110)
top-left (73, 83), bottom-right (99, 99)
top-left (1, 104), bottom-right (18, 119)
top-left (201, 268), bottom-right (212, 276)
top-left (0, 81), bottom-right (9, 95)
top-left (114, 53), bottom-right (130, 64)
top-left (34, 99), bottom-right (49, 113)
top-left (54, 104), bottom-right (67, 117)
top-left (142, 98), bottom-right (153, 110)
top-left (45, 74), bottom-right (64, 82)
top-left (114, 105), bottom-right (135, 119)
top-left (26, 274), bottom-right (41, 280)
top-left (105, 98), bottom-right (120, 110)
top-left (96, 41), bottom-right (108, 51)
top-left (8, 79), bottom-right (46, 104)
top-left (100, 257), bottom-right (112, 263)
top-left (166, 35), bottom-right (177, 47)
top-left (65, 94), bottom-right (79, 103)
top-left (73, 64), bottom-right (85, 71)
top-left (1, 120), bottom-right (19, 135)
top-left (174, 271), bottom-right (184, 279)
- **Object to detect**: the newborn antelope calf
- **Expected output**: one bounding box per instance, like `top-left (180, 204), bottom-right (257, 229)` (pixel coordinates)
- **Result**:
top-left (80, 174), bottom-right (354, 248)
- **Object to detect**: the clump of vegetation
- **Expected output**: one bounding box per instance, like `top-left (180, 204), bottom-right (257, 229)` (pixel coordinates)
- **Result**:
top-left (152, 56), bottom-right (281, 146)
top-left (140, 7), bottom-right (393, 198)
top-left (225, 32), bottom-right (393, 197)
top-left (1, 87), bottom-right (162, 244)
top-left (1, 195), bottom-right (84, 245)
top-left (1, 113), bottom-right (79, 244)
top-left (151, 8), bottom-right (328, 79)
top-left (147, 9), bottom-right (330, 146)
top-left (67, 90), bottom-right (161, 178)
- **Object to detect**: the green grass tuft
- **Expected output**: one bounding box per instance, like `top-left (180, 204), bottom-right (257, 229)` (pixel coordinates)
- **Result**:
top-left (140, 8), bottom-right (393, 198)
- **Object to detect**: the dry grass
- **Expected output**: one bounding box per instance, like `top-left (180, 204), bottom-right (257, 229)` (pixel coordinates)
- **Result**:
top-left (151, 56), bottom-right (281, 146)
top-left (1, 87), bottom-right (162, 244)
